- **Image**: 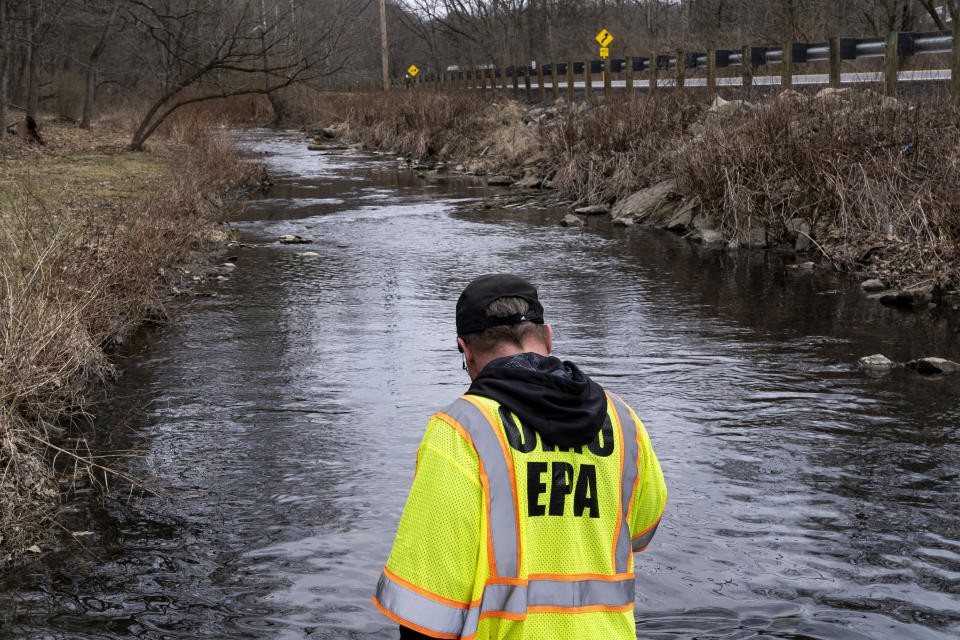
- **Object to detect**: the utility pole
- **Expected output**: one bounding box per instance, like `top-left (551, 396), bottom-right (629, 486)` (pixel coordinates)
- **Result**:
top-left (379, 0), bottom-right (389, 91)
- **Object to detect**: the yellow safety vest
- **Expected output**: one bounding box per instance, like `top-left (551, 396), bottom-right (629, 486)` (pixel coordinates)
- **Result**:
top-left (374, 391), bottom-right (667, 639)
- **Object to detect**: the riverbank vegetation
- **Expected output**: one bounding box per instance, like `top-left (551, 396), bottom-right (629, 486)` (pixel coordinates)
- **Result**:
top-left (304, 88), bottom-right (960, 293)
top-left (0, 112), bottom-right (265, 560)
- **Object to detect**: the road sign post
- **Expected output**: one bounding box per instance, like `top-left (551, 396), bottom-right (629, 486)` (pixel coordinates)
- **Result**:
top-left (885, 31), bottom-right (899, 98)
top-left (676, 49), bottom-right (685, 89)
top-left (782, 41), bottom-right (793, 89)
top-left (829, 37), bottom-right (841, 89)
top-left (649, 51), bottom-right (658, 94)
top-left (604, 57), bottom-right (611, 96)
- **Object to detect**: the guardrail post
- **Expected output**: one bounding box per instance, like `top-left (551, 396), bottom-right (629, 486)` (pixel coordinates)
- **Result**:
top-left (781, 42), bottom-right (793, 89)
top-left (626, 56), bottom-right (634, 93)
top-left (512, 65), bottom-right (519, 97)
top-left (551, 65), bottom-right (559, 101)
top-left (676, 49), bottom-right (685, 89)
top-left (829, 37), bottom-right (841, 89)
top-left (742, 45), bottom-right (753, 100)
top-left (524, 65), bottom-right (532, 101)
top-left (584, 61), bottom-right (593, 100)
top-left (707, 50), bottom-right (717, 96)
top-left (602, 57), bottom-right (610, 97)
top-left (567, 60), bottom-right (575, 102)
top-left (650, 52), bottom-right (658, 94)
top-left (885, 31), bottom-right (899, 98)
top-left (537, 63), bottom-right (545, 101)
top-left (502, 68), bottom-right (509, 93)
top-left (953, 18), bottom-right (960, 107)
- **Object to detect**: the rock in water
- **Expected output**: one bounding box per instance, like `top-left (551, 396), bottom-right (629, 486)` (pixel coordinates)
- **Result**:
top-left (559, 214), bottom-right (583, 227)
top-left (296, 251), bottom-right (322, 258)
top-left (307, 143), bottom-right (328, 151)
top-left (574, 204), bottom-right (611, 215)
top-left (860, 279), bottom-right (886, 292)
top-left (279, 234), bottom-right (312, 244)
top-left (688, 229), bottom-right (725, 246)
top-left (858, 354), bottom-right (894, 371)
top-left (487, 175), bottom-right (514, 186)
top-left (879, 284), bottom-right (934, 308)
top-left (905, 358), bottom-right (960, 375)
top-left (611, 179), bottom-right (680, 224)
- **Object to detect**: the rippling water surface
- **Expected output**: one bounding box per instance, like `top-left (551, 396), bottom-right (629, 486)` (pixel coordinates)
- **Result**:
top-left (2, 131), bottom-right (959, 639)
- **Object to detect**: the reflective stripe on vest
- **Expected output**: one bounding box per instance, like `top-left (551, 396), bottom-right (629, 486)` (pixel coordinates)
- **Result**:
top-left (608, 393), bottom-right (640, 573)
top-left (442, 396), bottom-right (520, 578)
top-left (376, 569), bottom-right (635, 638)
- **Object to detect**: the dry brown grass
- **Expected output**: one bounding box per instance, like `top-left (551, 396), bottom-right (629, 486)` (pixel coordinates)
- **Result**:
top-left (304, 90), bottom-right (544, 172)
top-left (0, 113), bottom-right (265, 558)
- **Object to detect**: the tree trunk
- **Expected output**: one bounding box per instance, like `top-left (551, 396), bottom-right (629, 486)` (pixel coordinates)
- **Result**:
top-left (0, 0), bottom-right (8, 138)
top-left (26, 40), bottom-right (39, 120)
top-left (26, 0), bottom-right (39, 121)
top-left (81, 0), bottom-right (120, 129)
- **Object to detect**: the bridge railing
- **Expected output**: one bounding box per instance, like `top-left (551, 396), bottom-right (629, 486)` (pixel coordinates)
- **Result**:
top-left (396, 27), bottom-right (959, 105)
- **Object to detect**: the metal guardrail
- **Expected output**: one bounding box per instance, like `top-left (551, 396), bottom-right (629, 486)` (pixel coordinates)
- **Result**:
top-left (400, 28), bottom-right (958, 104)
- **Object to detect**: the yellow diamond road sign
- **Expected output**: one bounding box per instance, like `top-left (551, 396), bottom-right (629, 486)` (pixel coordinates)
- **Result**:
top-left (595, 29), bottom-right (613, 48)
top-left (407, 65), bottom-right (419, 77)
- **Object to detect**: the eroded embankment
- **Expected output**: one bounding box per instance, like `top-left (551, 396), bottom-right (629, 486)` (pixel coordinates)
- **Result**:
top-left (302, 89), bottom-right (960, 310)
top-left (0, 117), bottom-right (267, 561)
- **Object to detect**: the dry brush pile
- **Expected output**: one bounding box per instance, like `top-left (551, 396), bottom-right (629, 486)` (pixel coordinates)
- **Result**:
top-left (0, 116), bottom-right (265, 558)
top-left (542, 89), bottom-right (960, 287)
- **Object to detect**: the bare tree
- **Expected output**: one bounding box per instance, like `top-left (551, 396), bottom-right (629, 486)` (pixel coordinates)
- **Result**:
top-left (124, 0), bottom-right (355, 150)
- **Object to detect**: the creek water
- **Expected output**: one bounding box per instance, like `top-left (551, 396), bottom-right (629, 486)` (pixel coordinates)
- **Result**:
top-left (2, 130), bottom-right (959, 639)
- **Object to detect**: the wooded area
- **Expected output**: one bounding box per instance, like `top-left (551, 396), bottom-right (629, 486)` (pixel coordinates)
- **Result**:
top-left (0, 0), bottom-right (956, 149)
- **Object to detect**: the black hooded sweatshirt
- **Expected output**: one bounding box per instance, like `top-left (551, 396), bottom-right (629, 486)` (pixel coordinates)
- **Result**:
top-left (398, 352), bottom-right (608, 640)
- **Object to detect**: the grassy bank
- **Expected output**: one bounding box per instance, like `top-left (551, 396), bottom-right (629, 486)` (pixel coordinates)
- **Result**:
top-left (0, 115), bottom-right (265, 560)
top-left (304, 89), bottom-right (960, 293)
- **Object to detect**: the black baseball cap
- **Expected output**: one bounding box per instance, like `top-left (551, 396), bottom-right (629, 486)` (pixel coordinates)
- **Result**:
top-left (456, 274), bottom-right (545, 335)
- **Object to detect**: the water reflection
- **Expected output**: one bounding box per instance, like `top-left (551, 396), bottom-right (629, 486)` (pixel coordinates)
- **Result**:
top-left (1, 130), bottom-right (958, 639)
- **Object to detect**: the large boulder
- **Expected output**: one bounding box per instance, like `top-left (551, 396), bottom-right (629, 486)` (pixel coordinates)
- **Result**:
top-left (707, 96), bottom-right (754, 117)
top-left (785, 218), bottom-right (812, 252)
top-left (858, 354), bottom-right (894, 371)
top-left (688, 228), bottom-right (725, 246)
top-left (905, 358), bottom-right (960, 375)
top-left (879, 284), bottom-right (935, 309)
top-left (279, 234), bottom-right (312, 244)
top-left (665, 197), bottom-right (701, 231)
top-left (574, 204), bottom-right (611, 215)
top-left (559, 214), bottom-right (583, 227)
top-left (611, 179), bottom-right (681, 225)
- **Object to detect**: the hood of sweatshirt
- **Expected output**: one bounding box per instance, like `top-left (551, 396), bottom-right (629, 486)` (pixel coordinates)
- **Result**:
top-left (467, 352), bottom-right (607, 447)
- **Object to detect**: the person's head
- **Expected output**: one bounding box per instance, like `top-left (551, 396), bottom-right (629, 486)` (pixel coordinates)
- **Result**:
top-left (455, 274), bottom-right (553, 380)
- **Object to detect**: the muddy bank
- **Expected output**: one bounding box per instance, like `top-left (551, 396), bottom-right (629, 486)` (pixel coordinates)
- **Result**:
top-left (0, 117), bottom-right (268, 561)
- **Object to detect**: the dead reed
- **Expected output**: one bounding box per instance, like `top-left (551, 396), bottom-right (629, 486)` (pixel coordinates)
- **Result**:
top-left (0, 114), bottom-right (264, 558)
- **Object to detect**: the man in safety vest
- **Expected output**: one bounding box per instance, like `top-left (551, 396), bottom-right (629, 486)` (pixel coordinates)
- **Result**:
top-left (374, 273), bottom-right (667, 639)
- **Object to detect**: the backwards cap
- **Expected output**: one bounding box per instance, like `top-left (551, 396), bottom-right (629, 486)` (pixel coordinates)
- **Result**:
top-left (456, 273), bottom-right (545, 335)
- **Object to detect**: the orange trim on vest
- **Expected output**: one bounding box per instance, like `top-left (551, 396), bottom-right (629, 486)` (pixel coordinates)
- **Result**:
top-left (383, 566), bottom-right (481, 609)
top-left (485, 575), bottom-right (528, 586)
top-left (527, 603), bottom-right (635, 614)
top-left (372, 597), bottom-right (461, 639)
top-left (526, 572), bottom-right (634, 582)
top-left (436, 410), bottom-right (497, 580)
top-left (464, 395), bottom-right (523, 578)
